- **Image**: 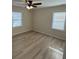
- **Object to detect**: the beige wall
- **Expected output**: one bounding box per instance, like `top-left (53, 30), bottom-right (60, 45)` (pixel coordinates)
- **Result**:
top-left (12, 5), bottom-right (66, 40)
top-left (32, 5), bottom-right (66, 40)
top-left (12, 6), bottom-right (32, 35)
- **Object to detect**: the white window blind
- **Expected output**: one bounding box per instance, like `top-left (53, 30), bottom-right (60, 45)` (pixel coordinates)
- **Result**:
top-left (12, 12), bottom-right (22, 27)
top-left (52, 12), bottom-right (66, 31)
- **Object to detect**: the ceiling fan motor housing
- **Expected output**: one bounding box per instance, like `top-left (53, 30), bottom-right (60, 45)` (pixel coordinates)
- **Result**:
top-left (25, 0), bottom-right (42, 8)
top-left (28, 0), bottom-right (32, 7)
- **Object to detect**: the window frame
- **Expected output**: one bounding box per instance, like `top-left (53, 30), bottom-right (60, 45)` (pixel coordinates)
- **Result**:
top-left (51, 12), bottom-right (66, 32)
top-left (12, 11), bottom-right (23, 28)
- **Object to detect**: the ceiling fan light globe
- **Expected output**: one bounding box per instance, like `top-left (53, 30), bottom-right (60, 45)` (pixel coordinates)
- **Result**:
top-left (27, 6), bottom-right (33, 9)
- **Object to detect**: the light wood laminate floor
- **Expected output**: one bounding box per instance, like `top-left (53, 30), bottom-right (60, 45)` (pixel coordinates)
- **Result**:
top-left (13, 31), bottom-right (65, 59)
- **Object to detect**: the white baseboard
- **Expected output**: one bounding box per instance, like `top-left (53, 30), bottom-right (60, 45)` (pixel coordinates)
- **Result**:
top-left (12, 29), bottom-right (32, 36)
top-left (33, 30), bottom-right (65, 40)
top-left (12, 29), bottom-right (65, 40)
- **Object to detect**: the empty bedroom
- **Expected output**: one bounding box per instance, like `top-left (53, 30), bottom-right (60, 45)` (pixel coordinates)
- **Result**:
top-left (12, 0), bottom-right (66, 59)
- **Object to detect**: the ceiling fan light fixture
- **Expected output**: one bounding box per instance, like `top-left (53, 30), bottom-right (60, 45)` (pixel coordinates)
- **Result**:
top-left (24, 0), bottom-right (42, 9)
top-left (26, 6), bottom-right (33, 9)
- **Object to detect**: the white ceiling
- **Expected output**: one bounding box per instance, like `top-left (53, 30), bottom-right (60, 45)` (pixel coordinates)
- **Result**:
top-left (12, 0), bottom-right (66, 8)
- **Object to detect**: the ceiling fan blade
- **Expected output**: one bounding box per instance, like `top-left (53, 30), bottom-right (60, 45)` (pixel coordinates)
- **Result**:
top-left (33, 3), bottom-right (42, 5)
top-left (32, 5), bottom-right (37, 7)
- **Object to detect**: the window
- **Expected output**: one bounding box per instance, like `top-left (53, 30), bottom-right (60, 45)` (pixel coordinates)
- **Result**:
top-left (12, 12), bottom-right (22, 27)
top-left (52, 12), bottom-right (66, 31)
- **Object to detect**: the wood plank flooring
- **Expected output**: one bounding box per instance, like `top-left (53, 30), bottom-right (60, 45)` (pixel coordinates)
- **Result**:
top-left (12, 31), bottom-right (65, 59)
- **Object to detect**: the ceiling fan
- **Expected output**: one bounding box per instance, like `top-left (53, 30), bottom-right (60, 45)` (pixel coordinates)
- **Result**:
top-left (24, 0), bottom-right (42, 9)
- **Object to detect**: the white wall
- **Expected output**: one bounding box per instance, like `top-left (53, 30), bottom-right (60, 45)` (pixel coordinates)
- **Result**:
top-left (32, 5), bottom-right (66, 40)
top-left (12, 6), bottom-right (32, 35)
